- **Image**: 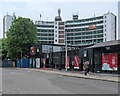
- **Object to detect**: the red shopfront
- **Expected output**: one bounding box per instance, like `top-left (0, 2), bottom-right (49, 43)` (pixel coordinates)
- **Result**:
top-left (102, 53), bottom-right (118, 71)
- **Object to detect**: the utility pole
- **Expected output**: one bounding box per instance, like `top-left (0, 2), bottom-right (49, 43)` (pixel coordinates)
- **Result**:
top-left (66, 31), bottom-right (67, 72)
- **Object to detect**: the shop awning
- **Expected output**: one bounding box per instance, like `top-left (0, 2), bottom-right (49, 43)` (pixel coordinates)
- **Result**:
top-left (86, 40), bottom-right (120, 49)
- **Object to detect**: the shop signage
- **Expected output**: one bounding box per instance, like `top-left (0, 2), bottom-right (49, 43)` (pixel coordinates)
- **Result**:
top-left (74, 56), bottom-right (79, 69)
top-left (89, 25), bottom-right (96, 29)
top-left (43, 58), bottom-right (45, 68)
top-left (36, 58), bottom-right (40, 68)
top-left (102, 53), bottom-right (118, 71)
top-left (65, 56), bottom-right (70, 69)
top-left (31, 46), bottom-right (36, 55)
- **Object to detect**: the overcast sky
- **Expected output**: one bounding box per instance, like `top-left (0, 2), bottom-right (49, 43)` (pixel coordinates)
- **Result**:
top-left (0, 0), bottom-right (119, 39)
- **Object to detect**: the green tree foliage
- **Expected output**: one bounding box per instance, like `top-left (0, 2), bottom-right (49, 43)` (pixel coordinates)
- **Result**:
top-left (2, 38), bottom-right (8, 60)
top-left (4, 17), bottom-right (38, 60)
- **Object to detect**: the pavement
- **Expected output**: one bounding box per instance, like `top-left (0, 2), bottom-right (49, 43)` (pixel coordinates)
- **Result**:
top-left (15, 68), bottom-right (120, 83)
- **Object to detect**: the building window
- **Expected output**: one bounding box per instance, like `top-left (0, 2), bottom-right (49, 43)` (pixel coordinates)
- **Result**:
top-left (55, 26), bottom-right (57, 28)
top-left (55, 40), bottom-right (57, 42)
top-left (105, 16), bottom-right (106, 19)
top-left (105, 25), bottom-right (106, 27)
top-left (105, 33), bottom-right (106, 36)
top-left (105, 38), bottom-right (106, 41)
top-left (55, 35), bottom-right (57, 37)
top-left (105, 29), bottom-right (106, 32)
top-left (105, 20), bottom-right (106, 23)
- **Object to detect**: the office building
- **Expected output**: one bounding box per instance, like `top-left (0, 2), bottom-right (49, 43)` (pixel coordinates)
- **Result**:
top-left (35, 10), bottom-right (116, 46)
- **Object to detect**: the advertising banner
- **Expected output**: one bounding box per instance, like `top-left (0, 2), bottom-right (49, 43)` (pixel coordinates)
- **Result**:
top-left (74, 56), bottom-right (79, 69)
top-left (36, 58), bottom-right (40, 68)
top-left (65, 56), bottom-right (70, 69)
top-left (102, 53), bottom-right (118, 71)
top-left (31, 46), bottom-right (36, 55)
top-left (43, 58), bottom-right (45, 68)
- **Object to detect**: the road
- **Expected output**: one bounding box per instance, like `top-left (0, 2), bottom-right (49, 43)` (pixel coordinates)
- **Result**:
top-left (1, 68), bottom-right (118, 94)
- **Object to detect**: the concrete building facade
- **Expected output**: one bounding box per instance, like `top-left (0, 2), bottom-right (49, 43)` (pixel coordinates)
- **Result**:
top-left (35, 10), bottom-right (116, 46)
top-left (3, 12), bottom-right (16, 38)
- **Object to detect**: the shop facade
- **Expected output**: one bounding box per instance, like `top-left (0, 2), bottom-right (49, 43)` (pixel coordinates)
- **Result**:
top-left (29, 40), bottom-right (120, 74)
top-left (84, 40), bottom-right (120, 74)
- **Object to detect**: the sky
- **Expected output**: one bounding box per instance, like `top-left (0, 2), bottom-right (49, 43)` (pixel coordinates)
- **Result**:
top-left (0, 0), bottom-right (119, 39)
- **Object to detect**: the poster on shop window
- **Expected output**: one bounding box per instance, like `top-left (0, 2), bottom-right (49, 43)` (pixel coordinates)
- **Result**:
top-left (65, 56), bottom-right (70, 69)
top-left (36, 58), bottom-right (40, 68)
top-left (43, 58), bottom-right (45, 68)
top-left (102, 53), bottom-right (118, 71)
top-left (74, 56), bottom-right (79, 69)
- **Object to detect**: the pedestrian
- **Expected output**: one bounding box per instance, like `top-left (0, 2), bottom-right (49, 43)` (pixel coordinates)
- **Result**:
top-left (87, 61), bottom-right (90, 75)
top-left (83, 62), bottom-right (87, 76)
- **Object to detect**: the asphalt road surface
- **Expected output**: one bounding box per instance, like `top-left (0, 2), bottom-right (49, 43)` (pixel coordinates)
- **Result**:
top-left (1, 68), bottom-right (119, 94)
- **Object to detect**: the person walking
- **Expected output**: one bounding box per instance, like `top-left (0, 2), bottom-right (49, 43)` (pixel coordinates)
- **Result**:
top-left (83, 62), bottom-right (87, 76)
top-left (87, 61), bottom-right (90, 75)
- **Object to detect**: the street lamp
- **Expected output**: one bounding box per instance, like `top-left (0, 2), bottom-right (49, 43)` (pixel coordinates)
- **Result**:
top-left (65, 31), bottom-right (67, 72)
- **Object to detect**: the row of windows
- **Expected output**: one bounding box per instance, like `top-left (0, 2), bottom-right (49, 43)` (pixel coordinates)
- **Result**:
top-left (37, 29), bottom-right (54, 32)
top-left (65, 21), bottom-right (103, 27)
top-left (67, 34), bottom-right (103, 40)
top-left (38, 37), bottom-right (54, 40)
top-left (66, 26), bottom-right (103, 32)
top-left (37, 26), bottom-right (103, 32)
top-left (37, 25), bottom-right (54, 28)
top-left (67, 31), bottom-right (103, 36)
top-left (68, 39), bottom-right (103, 45)
top-left (38, 34), bottom-right (103, 41)
top-left (66, 16), bottom-right (103, 23)
top-left (37, 33), bottom-right (54, 36)
top-left (39, 41), bottom-right (54, 44)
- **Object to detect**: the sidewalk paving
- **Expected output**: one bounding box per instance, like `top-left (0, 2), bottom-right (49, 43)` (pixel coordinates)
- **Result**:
top-left (16, 68), bottom-right (120, 83)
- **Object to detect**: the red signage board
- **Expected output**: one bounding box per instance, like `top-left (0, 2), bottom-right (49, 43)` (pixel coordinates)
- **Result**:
top-left (31, 46), bottom-right (36, 55)
top-left (43, 58), bottom-right (45, 68)
top-left (65, 56), bottom-right (70, 69)
top-left (89, 25), bottom-right (96, 29)
top-left (74, 56), bottom-right (79, 69)
top-left (102, 53), bottom-right (118, 71)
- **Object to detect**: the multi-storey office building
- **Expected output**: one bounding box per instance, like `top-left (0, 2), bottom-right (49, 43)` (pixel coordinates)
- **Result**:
top-left (35, 21), bottom-right (54, 44)
top-left (66, 12), bottom-right (116, 45)
top-left (35, 10), bottom-right (116, 46)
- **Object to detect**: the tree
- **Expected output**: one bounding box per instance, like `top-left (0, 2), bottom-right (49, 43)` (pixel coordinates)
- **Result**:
top-left (5, 17), bottom-right (38, 60)
top-left (1, 38), bottom-right (8, 60)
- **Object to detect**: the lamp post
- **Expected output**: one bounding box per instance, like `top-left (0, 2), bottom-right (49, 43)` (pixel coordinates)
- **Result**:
top-left (65, 31), bottom-right (67, 72)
